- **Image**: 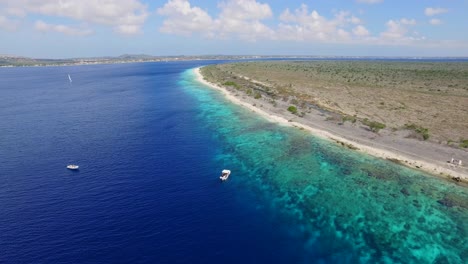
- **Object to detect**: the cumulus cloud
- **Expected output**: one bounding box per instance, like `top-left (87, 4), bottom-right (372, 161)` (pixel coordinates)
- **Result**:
top-left (218, 0), bottom-right (272, 20)
top-left (156, 1), bottom-right (429, 47)
top-left (380, 18), bottom-right (421, 43)
top-left (353, 25), bottom-right (370, 37)
top-left (0, 0), bottom-right (149, 35)
top-left (34, 20), bottom-right (93, 36)
top-left (424, 7), bottom-right (448, 17)
top-left (356, 0), bottom-right (384, 4)
top-left (157, 0), bottom-right (214, 36)
top-left (429, 18), bottom-right (442, 25)
top-left (216, 0), bottom-right (274, 40)
top-left (349, 16), bottom-right (362, 24)
top-left (277, 5), bottom-right (366, 42)
top-left (278, 6), bottom-right (332, 41)
top-left (157, 0), bottom-right (274, 41)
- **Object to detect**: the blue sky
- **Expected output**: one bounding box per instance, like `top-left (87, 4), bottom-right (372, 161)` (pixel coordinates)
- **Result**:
top-left (0, 0), bottom-right (467, 58)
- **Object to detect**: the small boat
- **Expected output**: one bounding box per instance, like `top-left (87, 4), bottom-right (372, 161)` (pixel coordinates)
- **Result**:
top-left (220, 169), bottom-right (231, 181)
top-left (67, 164), bottom-right (79, 170)
top-left (68, 74), bottom-right (72, 83)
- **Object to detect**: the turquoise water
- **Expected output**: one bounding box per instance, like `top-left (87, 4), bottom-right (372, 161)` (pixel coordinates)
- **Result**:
top-left (182, 69), bottom-right (467, 263)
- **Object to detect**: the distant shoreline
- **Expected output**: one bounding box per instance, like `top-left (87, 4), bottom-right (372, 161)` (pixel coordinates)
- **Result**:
top-left (194, 67), bottom-right (468, 185)
top-left (2, 55), bottom-right (468, 68)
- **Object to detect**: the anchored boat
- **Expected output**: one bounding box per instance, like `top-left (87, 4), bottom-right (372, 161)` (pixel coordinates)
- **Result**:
top-left (67, 164), bottom-right (79, 170)
top-left (220, 169), bottom-right (231, 181)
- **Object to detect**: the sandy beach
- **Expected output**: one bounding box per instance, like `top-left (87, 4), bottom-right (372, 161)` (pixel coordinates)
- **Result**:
top-left (194, 67), bottom-right (468, 184)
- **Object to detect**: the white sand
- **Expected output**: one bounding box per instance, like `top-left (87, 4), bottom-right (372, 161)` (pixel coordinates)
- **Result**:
top-left (194, 67), bottom-right (468, 182)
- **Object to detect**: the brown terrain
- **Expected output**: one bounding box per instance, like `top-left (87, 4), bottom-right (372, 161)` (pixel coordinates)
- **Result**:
top-left (199, 60), bottom-right (468, 183)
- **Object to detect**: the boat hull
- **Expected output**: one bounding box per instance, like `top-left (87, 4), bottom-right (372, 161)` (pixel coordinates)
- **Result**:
top-left (67, 165), bottom-right (79, 170)
top-left (220, 169), bottom-right (231, 181)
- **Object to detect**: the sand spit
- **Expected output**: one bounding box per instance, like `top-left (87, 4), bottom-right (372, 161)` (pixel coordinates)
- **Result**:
top-left (194, 67), bottom-right (468, 184)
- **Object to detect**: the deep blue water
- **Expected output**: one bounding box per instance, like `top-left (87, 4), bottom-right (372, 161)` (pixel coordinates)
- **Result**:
top-left (0, 61), bottom-right (299, 263)
top-left (1, 61), bottom-right (466, 263)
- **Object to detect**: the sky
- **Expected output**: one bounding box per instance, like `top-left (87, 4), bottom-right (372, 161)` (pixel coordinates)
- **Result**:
top-left (0, 0), bottom-right (467, 58)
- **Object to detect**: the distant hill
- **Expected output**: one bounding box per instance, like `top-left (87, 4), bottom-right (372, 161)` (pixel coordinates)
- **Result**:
top-left (0, 55), bottom-right (75, 67)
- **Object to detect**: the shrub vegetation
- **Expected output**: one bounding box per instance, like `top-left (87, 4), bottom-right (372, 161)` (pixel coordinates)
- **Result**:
top-left (404, 123), bottom-right (430, 140)
top-left (287, 106), bottom-right (298, 114)
top-left (223, 81), bottom-right (239, 88)
top-left (460, 139), bottom-right (468, 148)
top-left (363, 118), bottom-right (386, 133)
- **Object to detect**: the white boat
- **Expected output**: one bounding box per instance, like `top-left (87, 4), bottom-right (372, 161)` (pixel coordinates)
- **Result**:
top-left (68, 74), bottom-right (72, 83)
top-left (67, 164), bottom-right (79, 170)
top-left (220, 169), bottom-right (231, 181)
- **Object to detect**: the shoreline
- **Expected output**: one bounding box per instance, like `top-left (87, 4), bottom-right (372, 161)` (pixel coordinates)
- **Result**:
top-left (193, 67), bottom-right (468, 184)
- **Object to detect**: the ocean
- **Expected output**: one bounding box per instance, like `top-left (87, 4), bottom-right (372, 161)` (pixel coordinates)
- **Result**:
top-left (0, 61), bottom-right (466, 263)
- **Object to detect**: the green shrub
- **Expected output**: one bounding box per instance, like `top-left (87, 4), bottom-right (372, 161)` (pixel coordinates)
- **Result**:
top-left (223, 81), bottom-right (239, 89)
top-left (460, 139), bottom-right (468, 148)
top-left (342, 115), bottom-right (357, 123)
top-left (254, 92), bottom-right (261, 99)
top-left (363, 118), bottom-right (386, 133)
top-left (404, 123), bottom-right (430, 140)
top-left (287, 106), bottom-right (298, 114)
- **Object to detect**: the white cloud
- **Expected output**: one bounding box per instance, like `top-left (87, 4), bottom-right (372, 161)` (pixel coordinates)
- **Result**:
top-left (216, 0), bottom-right (274, 40)
top-left (218, 0), bottom-right (272, 20)
top-left (353, 25), bottom-right (370, 37)
top-left (34, 20), bottom-right (93, 36)
top-left (157, 0), bottom-right (274, 41)
top-left (429, 18), bottom-right (442, 25)
top-left (380, 20), bottom-right (407, 39)
top-left (157, 0), bottom-right (214, 36)
top-left (0, 0), bottom-right (149, 35)
top-left (400, 18), bottom-right (416, 25)
top-left (425, 7), bottom-right (448, 17)
top-left (350, 16), bottom-right (361, 24)
top-left (0, 15), bottom-right (19, 31)
top-left (379, 18), bottom-right (421, 43)
top-left (277, 5), bottom-right (365, 42)
top-left (337, 28), bottom-right (351, 40)
top-left (155, 1), bottom-right (436, 48)
top-left (356, 0), bottom-right (384, 4)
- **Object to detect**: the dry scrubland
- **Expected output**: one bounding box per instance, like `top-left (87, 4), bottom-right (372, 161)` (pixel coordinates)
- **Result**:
top-left (201, 61), bottom-right (468, 148)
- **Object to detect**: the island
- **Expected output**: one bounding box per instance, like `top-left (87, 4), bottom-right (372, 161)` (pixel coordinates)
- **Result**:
top-left (196, 60), bottom-right (468, 183)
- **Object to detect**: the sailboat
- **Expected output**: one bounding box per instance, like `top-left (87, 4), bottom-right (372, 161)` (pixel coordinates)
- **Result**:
top-left (68, 74), bottom-right (72, 83)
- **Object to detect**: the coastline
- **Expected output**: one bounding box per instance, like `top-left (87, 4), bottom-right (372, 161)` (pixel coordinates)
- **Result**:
top-left (193, 67), bottom-right (468, 184)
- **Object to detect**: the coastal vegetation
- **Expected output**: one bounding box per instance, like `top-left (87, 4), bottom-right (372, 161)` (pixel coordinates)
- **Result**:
top-left (223, 81), bottom-right (239, 89)
top-left (460, 139), bottom-right (468, 148)
top-left (342, 115), bottom-right (357, 124)
top-left (362, 118), bottom-right (386, 133)
top-left (200, 61), bottom-right (468, 146)
top-left (287, 105), bottom-right (298, 114)
top-left (404, 123), bottom-right (430, 140)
